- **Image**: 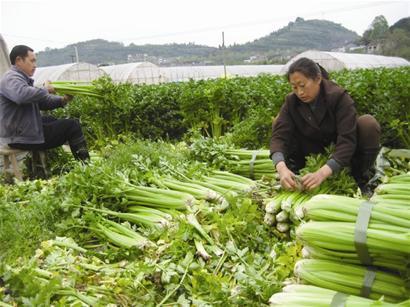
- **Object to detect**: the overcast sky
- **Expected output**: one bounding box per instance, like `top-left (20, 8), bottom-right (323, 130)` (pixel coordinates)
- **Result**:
top-left (1, 0), bottom-right (409, 52)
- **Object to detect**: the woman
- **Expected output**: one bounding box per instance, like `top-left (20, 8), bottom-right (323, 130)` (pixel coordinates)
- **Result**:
top-left (270, 57), bottom-right (380, 193)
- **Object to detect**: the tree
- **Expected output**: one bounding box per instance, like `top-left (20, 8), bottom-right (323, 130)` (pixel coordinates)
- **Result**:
top-left (383, 29), bottom-right (410, 60)
top-left (370, 15), bottom-right (389, 40)
top-left (362, 15), bottom-right (389, 44)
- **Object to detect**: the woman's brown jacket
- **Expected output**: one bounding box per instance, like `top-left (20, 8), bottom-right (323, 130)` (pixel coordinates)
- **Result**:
top-left (270, 79), bottom-right (357, 167)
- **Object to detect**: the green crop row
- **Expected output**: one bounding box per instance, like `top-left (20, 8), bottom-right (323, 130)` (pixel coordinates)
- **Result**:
top-left (55, 66), bottom-right (410, 149)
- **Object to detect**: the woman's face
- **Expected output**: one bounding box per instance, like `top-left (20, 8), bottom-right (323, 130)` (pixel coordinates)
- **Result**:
top-left (289, 71), bottom-right (321, 103)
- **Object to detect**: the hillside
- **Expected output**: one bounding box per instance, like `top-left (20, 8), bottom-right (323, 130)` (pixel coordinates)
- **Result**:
top-left (390, 17), bottom-right (410, 32)
top-left (37, 17), bottom-right (360, 66)
top-left (383, 17), bottom-right (410, 60)
top-left (37, 40), bottom-right (217, 66)
top-left (230, 18), bottom-right (358, 60)
top-left (362, 16), bottom-right (410, 60)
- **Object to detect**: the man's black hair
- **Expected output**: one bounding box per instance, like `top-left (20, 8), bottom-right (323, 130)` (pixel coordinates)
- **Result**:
top-left (9, 45), bottom-right (34, 65)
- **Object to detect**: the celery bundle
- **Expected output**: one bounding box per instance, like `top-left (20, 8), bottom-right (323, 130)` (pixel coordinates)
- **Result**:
top-left (300, 194), bottom-right (409, 228)
top-left (155, 176), bottom-right (226, 205)
top-left (297, 193), bottom-right (410, 272)
top-left (296, 221), bottom-right (409, 270)
top-left (226, 149), bottom-right (275, 179)
top-left (263, 147), bottom-right (357, 236)
top-left (94, 217), bottom-right (153, 249)
top-left (263, 191), bottom-right (312, 236)
top-left (83, 205), bottom-right (172, 230)
top-left (269, 284), bottom-right (403, 306)
top-left (186, 170), bottom-right (257, 200)
top-left (116, 183), bottom-right (196, 210)
top-left (262, 180), bottom-right (335, 237)
top-left (202, 170), bottom-right (257, 192)
top-left (371, 173), bottom-right (410, 205)
top-left (300, 244), bottom-right (408, 273)
top-left (51, 81), bottom-right (103, 98)
top-left (294, 259), bottom-right (409, 303)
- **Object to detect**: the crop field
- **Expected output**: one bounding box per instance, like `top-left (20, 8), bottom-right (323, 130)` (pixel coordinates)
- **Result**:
top-left (0, 67), bottom-right (409, 306)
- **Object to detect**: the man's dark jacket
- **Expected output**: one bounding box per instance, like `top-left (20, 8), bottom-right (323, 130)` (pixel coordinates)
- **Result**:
top-left (0, 66), bottom-right (65, 144)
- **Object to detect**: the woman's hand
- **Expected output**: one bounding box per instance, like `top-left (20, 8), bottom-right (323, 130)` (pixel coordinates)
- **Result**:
top-left (276, 161), bottom-right (297, 190)
top-left (302, 165), bottom-right (332, 190)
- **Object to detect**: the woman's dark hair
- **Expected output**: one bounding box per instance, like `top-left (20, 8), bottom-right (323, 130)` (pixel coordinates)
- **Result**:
top-left (286, 57), bottom-right (329, 81)
top-left (9, 45), bottom-right (33, 65)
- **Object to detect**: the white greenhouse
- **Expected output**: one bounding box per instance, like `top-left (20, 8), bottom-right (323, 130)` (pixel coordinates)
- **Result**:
top-left (281, 50), bottom-right (409, 73)
top-left (227, 64), bottom-right (284, 77)
top-left (159, 66), bottom-right (223, 83)
top-left (159, 64), bottom-right (284, 83)
top-left (100, 62), bottom-right (162, 84)
top-left (0, 34), bottom-right (10, 77)
top-left (33, 63), bottom-right (106, 87)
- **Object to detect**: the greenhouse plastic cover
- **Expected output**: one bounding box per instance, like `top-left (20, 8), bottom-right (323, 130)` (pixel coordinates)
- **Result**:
top-left (282, 50), bottom-right (409, 73)
top-left (159, 65), bottom-right (284, 83)
top-left (33, 62), bottom-right (106, 86)
top-left (0, 34), bottom-right (10, 77)
top-left (100, 62), bottom-right (284, 84)
top-left (100, 62), bottom-right (162, 84)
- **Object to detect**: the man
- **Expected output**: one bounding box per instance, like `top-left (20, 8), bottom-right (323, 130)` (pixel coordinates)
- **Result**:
top-left (0, 45), bottom-right (89, 162)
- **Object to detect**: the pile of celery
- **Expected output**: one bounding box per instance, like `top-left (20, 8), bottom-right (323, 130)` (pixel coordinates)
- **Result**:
top-left (78, 168), bottom-right (256, 251)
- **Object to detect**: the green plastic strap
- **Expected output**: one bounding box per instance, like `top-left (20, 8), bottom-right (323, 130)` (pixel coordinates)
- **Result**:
top-left (330, 292), bottom-right (348, 307)
top-left (249, 151), bottom-right (259, 180)
top-left (360, 267), bottom-right (376, 298)
top-left (354, 201), bottom-right (374, 265)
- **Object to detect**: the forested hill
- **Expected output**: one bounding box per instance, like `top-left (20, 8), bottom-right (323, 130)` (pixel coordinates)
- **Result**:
top-left (37, 40), bottom-right (216, 67)
top-left (244, 18), bottom-right (359, 51)
top-left (37, 17), bottom-right (360, 66)
top-left (229, 18), bottom-right (359, 56)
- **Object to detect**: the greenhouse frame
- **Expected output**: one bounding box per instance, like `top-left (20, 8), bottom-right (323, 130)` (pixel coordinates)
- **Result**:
top-left (100, 62), bottom-right (284, 84)
top-left (33, 62), bottom-right (106, 87)
top-left (281, 50), bottom-right (409, 73)
top-left (159, 64), bottom-right (284, 83)
top-left (100, 62), bottom-right (162, 84)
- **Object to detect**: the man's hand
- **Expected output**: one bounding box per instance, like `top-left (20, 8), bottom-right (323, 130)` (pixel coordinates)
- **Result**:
top-left (44, 80), bottom-right (56, 94)
top-left (301, 164), bottom-right (332, 190)
top-left (276, 161), bottom-right (297, 190)
top-left (62, 94), bottom-right (74, 104)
